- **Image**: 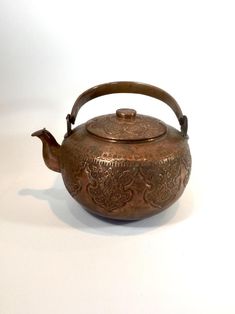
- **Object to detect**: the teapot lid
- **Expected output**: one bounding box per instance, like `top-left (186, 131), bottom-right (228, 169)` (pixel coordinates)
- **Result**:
top-left (86, 108), bottom-right (167, 141)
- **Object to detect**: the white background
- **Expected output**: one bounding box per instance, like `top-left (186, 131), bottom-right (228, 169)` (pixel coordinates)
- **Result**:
top-left (1, 0), bottom-right (235, 313)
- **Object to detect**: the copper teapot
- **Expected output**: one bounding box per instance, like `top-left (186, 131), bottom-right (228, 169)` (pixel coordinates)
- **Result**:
top-left (32, 82), bottom-right (191, 220)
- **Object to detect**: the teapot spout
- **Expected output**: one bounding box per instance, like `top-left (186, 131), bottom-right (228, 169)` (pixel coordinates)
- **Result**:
top-left (31, 128), bottom-right (61, 173)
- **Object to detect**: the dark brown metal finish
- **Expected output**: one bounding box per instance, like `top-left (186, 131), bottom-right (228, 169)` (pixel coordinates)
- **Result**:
top-left (32, 81), bottom-right (191, 221)
top-left (86, 110), bottom-right (167, 141)
top-left (60, 125), bottom-right (191, 220)
top-left (31, 128), bottom-right (61, 173)
top-left (66, 81), bottom-right (188, 137)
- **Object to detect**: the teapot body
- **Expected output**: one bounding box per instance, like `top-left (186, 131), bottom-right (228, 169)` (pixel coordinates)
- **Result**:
top-left (60, 123), bottom-right (191, 220)
top-left (32, 81), bottom-right (192, 221)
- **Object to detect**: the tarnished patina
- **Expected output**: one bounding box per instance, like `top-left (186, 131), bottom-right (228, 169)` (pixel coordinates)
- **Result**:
top-left (32, 81), bottom-right (191, 220)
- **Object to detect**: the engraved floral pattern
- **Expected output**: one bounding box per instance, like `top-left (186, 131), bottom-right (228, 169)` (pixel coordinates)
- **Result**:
top-left (181, 150), bottom-right (192, 187)
top-left (140, 157), bottom-right (182, 209)
top-left (86, 163), bottom-right (137, 211)
top-left (86, 114), bottom-right (166, 140)
top-left (62, 157), bottom-right (86, 198)
top-left (62, 146), bottom-right (191, 214)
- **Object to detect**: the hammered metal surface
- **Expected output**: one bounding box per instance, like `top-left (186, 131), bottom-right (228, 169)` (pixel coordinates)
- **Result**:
top-left (86, 111), bottom-right (167, 141)
top-left (60, 124), bottom-right (191, 220)
top-left (33, 82), bottom-right (191, 220)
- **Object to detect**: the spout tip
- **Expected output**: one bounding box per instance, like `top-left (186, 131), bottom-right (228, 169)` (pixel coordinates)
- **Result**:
top-left (31, 128), bottom-right (46, 137)
top-left (31, 128), bottom-right (61, 173)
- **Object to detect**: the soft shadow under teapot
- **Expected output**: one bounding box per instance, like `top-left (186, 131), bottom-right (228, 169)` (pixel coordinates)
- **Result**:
top-left (32, 81), bottom-right (191, 220)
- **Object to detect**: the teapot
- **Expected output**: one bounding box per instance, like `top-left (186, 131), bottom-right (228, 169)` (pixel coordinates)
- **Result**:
top-left (32, 81), bottom-right (191, 220)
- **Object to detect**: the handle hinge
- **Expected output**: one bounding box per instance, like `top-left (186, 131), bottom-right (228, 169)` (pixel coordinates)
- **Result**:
top-left (66, 114), bottom-right (73, 137)
top-left (179, 115), bottom-right (188, 138)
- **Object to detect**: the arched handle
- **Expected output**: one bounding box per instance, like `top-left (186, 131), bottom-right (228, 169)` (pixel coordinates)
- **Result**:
top-left (66, 81), bottom-right (188, 137)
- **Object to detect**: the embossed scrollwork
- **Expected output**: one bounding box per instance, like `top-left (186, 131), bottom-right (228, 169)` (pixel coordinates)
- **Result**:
top-left (140, 157), bottom-right (182, 209)
top-left (62, 147), bottom-right (191, 215)
top-left (86, 162), bottom-right (137, 212)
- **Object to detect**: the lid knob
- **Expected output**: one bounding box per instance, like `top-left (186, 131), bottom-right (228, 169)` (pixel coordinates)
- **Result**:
top-left (116, 108), bottom-right (137, 120)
